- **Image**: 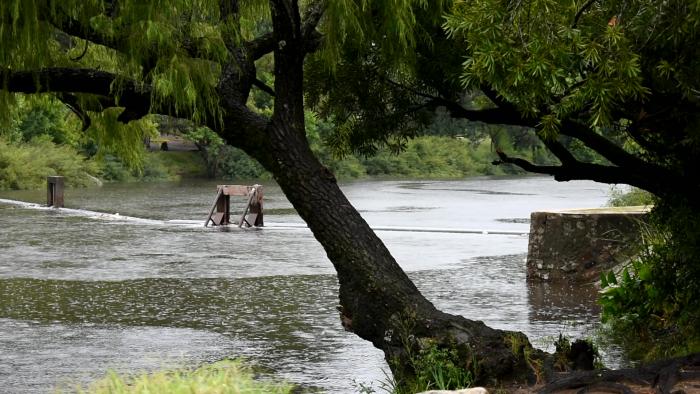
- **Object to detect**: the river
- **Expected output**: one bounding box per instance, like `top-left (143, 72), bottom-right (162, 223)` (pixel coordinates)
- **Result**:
top-left (0, 176), bottom-right (616, 393)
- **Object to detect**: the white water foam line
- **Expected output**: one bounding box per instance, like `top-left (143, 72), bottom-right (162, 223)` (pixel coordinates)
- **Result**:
top-left (0, 198), bottom-right (529, 236)
top-left (265, 222), bottom-right (528, 236)
top-left (0, 198), bottom-right (166, 226)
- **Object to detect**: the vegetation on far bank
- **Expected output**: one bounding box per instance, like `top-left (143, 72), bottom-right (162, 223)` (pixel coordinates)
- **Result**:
top-left (0, 95), bottom-right (558, 191)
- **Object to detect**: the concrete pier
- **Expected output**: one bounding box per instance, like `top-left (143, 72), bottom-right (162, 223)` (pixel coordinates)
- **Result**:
top-left (527, 206), bottom-right (650, 283)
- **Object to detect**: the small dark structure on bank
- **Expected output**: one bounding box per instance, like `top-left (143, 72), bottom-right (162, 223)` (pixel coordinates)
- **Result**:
top-left (204, 184), bottom-right (264, 228)
top-left (47, 176), bottom-right (65, 208)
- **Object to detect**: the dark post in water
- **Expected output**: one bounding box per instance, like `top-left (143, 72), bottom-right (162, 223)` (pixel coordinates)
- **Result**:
top-left (47, 176), bottom-right (65, 207)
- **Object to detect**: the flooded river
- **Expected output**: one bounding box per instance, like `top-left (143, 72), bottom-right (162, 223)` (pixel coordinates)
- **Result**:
top-left (1, 176), bottom-right (614, 393)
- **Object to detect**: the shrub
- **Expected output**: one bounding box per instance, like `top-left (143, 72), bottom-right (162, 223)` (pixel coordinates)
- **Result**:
top-left (600, 202), bottom-right (700, 361)
top-left (608, 187), bottom-right (655, 207)
top-left (0, 137), bottom-right (100, 190)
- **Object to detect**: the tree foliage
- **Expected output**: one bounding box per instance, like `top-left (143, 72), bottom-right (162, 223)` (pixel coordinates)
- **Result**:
top-left (312, 0), bottom-right (700, 203)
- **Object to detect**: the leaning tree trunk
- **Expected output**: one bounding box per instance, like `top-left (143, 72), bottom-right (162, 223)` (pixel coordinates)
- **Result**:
top-left (211, 0), bottom-right (546, 387)
top-left (218, 2), bottom-right (541, 387)
top-left (258, 114), bottom-right (543, 385)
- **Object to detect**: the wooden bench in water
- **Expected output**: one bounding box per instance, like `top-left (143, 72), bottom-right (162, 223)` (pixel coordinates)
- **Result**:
top-left (204, 184), bottom-right (264, 228)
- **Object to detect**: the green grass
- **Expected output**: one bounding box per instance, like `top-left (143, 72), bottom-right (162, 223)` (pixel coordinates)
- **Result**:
top-left (63, 360), bottom-right (294, 394)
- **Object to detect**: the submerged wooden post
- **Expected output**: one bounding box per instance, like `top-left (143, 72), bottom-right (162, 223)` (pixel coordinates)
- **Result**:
top-left (204, 188), bottom-right (224, 227)
top-left (47, 176), bottom-right (65, 207)
top-left (249, 184), bottom-right (263, 226)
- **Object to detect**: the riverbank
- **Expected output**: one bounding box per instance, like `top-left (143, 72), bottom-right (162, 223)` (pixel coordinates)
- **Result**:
top-left (0, 135), bottom-right (543, 191)
top-left (115, 135), bottom-right (535, 183)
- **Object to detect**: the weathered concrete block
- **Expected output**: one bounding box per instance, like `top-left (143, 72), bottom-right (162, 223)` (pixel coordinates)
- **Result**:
top-left (527, 207), bottom-right (649, 283)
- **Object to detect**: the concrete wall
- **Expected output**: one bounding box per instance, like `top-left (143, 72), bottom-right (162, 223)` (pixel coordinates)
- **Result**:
top-left (527, 207), bottom-right (650, 283)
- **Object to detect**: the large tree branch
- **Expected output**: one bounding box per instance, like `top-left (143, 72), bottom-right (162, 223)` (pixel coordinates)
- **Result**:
top-left (42, 9), bottom-right (123, 53)
top-left (382, 78), bottom-right (533, 127)
top-left (540, 137), bottom-right (577, 165)
top-left (3, 67), bottom-right (269, 153)
top-left (244, 0), bottom-right (324, 61)
top-left (433, 99), bottom-right (530, 126)
top-left (384, 78), bottom-right (682, 194)
top-left (476, 84), bottom-right (680, 188)
top-left (3, 68), bottom-right (151, 121)
top-left (559, 120), bottom-right (662, 172)
top-left (55, 93), bottom-right (92, 131)
top-left (301, 0), bottom-right (325, 53)
top-left (269, 0), bottom-right (305, 127)
top-left (246, 32), bottom-right (276, 60)
top-left (493, 150), bottom-right (665, 192)
top-left (252, 78), bottom-right (276, 96)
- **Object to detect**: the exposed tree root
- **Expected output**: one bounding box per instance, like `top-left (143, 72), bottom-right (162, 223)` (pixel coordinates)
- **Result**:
top-left (537, 353), bottom-right (700, 393)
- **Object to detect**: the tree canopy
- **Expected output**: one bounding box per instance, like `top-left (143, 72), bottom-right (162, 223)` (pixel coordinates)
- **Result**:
top-left (312, 0), bottom-right (700, 202)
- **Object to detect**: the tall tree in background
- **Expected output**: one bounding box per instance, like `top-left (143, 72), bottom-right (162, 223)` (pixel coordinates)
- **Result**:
top-left (1, 0), bottom-right (542, 387)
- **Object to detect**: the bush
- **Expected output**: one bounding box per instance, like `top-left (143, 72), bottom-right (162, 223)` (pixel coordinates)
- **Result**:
top-left (358, 136), bottom-right (503, 179)
top-left (98, 152), bottom-right (207, 182)
top-left (600, 201), bottom-right (700, 361)
top-left (0, 137), bottom-right (100, 190)
top-left (216, 145), bottom-right (270, 180)
top-left (608, 187), bottom-right (655, 207)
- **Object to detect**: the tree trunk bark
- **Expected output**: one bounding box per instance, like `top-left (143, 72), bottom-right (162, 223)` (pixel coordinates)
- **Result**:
top-left (250, 112), bottom-right (541, 385)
